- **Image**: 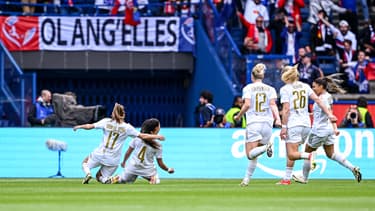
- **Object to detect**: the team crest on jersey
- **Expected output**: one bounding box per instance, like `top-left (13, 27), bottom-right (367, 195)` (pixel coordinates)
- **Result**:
top-left (118, 127), bottom-right (125, 133)
top-left (105, 124), bottom-right (114, 130)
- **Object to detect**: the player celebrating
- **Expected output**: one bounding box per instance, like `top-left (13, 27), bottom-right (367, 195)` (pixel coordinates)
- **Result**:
top-left (234, 63), bottom-right (281, 186)
top-left (292, 77), bottom-right (362, 184)
top-left (73, 103), bottom-right (165, 184)
top-left (108, 118), bottom-right (174, 184)
top-left (277, 65), bottom-right (337, 185)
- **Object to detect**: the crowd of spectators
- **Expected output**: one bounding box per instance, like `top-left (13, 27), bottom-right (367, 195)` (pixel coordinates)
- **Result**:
top-left (234, 0), bottom-right (375, 94)
top-left (1, 1), bottom-right (375, 94)
top-left (0, 0), bottom-right (195, 17)
top-left (1, 1), bottom-right (374, 128)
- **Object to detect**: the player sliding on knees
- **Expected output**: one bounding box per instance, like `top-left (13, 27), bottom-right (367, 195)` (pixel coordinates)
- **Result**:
top-left (234, 63), bottom-right (281, 187)
top-left (107, 118), bottom-right (174, 184)
top-left (73, 103), bottom-right (165, 184)
top-left (292, 77), bottom-right (362, 184)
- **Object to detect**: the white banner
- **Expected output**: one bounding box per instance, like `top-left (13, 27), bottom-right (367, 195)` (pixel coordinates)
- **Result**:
top-left (39, 16), bottom-right (180, 51)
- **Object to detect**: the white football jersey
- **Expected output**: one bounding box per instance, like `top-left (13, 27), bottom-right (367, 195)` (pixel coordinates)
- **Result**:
top-left (280, 81), bottom-right (313, 128)
top-left (91, 118), bottom-right (140, 166)
top-left (311, 92), bottom-right (334, 136)
top-left (125, 138), bottom-right (162, 177)
top-left (242, 81), bottom-right (278, 126)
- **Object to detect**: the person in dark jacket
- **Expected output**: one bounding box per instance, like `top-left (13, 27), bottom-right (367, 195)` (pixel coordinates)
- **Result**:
top-left (27, 89), bottom-right (57, 126)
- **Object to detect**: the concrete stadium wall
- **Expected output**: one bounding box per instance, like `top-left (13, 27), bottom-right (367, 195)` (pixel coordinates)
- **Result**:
top-left (0, 128), bottom-right (373, 179)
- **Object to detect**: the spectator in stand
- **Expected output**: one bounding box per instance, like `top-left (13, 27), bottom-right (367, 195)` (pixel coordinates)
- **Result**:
top-left (21, 0), bottom-right (37, 14)
top-left (243, 0), bottom-right (269, 26)
top-left (349, 50), bottom-right (371, 93)
top-left (295, 46), bottom-right (306, 69)
top-left (358, 20), bottom-right (375, 58)
top-left (310, 10), bottom-right (336, 57)
top-left (339, 39), bottom-right (356, 69)
top-left (338, 0), bottom-right (360, 35)
top-left (281, 16), bottom-right (302, 63)
top-left (307, 0), bottom-right (347, 25)
top-left (304, 45), bottom-right (319, 65)
top-left (213, 108), bottom-right (231, 128)
top-left (96, 0), bottom-right (116, 15)
top-left (238, 12), bottom-right (273, 54)
top-left (268, 8), bottom-right (287, 54)
top-left (40, 0), bottom-right (61, 15)
top-left (357, 96), bottom-right (374, 128)
top-left (28, 89), bottom-right (57, 127)
top-left (297, 52), bottom-right (323, 86)
top-left (277, 0), bottom-right (304, 26)
top-left (339, 39), bottom-right (357, 92)
top-left (60, 0), bottom-right (82, 15)
top-left (195, 90), bottom-right (216, 128)
top-left (225, 95), bottom-right (246, 128)
top-left (334, 20), bottom-right (357, 52)
top-left (339, 105), bottom-right (365, 128)
top-left (295, 46), bottom-right (319, 68)
top-left (318, 14), bottom-right (357, 52)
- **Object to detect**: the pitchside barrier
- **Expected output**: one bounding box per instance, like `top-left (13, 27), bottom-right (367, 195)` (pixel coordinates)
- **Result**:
top-left (0, 128), bottom-right (373, 179)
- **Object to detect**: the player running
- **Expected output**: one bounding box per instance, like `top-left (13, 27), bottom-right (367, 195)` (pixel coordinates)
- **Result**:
top-left (108, 118), bottom-right (174, 184)
top-left (73, 103), bottom-right (165, 184)
top-left (277, 65), bottom-right (337, 185)
top-left (234, 63), bottom-right (281, 186)
top-left (292, 77), bottom-right (362, 184)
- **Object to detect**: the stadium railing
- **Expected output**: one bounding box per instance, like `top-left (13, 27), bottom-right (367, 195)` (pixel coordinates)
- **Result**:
top-left (198, 0), bottom-right (245, 92)
top-left (0, 40), bottom-right (36, 126)
top-left (245, 54), bottom-right (293, 92)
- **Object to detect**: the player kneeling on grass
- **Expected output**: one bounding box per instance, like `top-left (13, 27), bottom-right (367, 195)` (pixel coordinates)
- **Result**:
top-left (108, 118), bottom-right (174, 184)
top-left (74, 103), bottom-right (165, 184)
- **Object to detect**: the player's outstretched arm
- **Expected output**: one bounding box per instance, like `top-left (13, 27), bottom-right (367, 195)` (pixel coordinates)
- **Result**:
top-left (73, 124), bottom-right (95, 131)
top-left (121, 147), bottom-right (134, 168)
top-left (157, 158), bottom-right (174, 174)
top-left (270, 98), bottom-right (281, 127)
top-left (138, 133), bottom-right (165, 141)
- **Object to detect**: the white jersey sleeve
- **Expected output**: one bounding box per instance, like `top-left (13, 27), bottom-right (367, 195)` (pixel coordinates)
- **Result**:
top-left (93, 118), bottom-right (111, 129)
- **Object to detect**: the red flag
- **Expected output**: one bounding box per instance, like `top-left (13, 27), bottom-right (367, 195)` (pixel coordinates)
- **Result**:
top-left (111, 0), bottom-right (121, 15)
top-left (123, 0), bottom-right (140, 26)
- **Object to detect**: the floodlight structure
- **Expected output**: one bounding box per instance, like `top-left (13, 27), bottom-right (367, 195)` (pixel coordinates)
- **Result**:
top-left (46, 139), bottom-right (67, 178)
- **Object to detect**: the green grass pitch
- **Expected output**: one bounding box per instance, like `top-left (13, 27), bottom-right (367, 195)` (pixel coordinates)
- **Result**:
top-left (0, 179), bottom-right (374, 211)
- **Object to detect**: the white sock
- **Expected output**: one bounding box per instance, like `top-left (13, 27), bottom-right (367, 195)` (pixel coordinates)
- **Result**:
top-left (82, 162), bottom-right (91, 176)
top-left (248, 145), bottom-right (267, 159)
top-left (284, 167), bottom-right (293, 180)
top-left (302, 159), bottom-right (311, 180)
top-left (300, 152), bottom-right (310, 159)
top-left (331, 153), bottom-right (354, 171)
top-left (244, 159), bottom-right (258, 179)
